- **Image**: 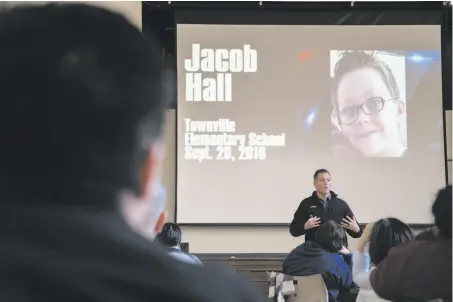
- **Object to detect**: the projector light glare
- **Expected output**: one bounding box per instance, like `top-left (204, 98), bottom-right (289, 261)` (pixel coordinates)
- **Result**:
top-left (305, 107), bottom-right (318, 128)
top-left (409, 54), bottom-right (424, 62)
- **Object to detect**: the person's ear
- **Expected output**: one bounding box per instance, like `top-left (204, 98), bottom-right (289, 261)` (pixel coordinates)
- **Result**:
top-left (331, 109), bottom-right (342, 132)
top-left (139, 142), bottom-right (165, 198)
top-left (154, 210), bottom-right (168, 234)
top-left (396, 100), bottom-right (406, 117)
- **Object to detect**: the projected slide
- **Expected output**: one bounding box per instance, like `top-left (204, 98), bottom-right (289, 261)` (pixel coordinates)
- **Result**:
top-left (176, 25), bottom-right (446, 224)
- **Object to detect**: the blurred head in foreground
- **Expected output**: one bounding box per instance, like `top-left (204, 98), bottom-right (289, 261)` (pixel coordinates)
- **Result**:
top-left (0, 4), bottom-right (170, 236)
top-left (432, 185), bottom-right (452, 239)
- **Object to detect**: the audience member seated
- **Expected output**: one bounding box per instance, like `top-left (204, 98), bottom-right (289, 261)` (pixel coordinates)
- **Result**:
top-left (157, 223), bottom-right (203, 265)
top-left (352, 218), bottom-right (414, 302)
top-left (370, 185), bottom-right (452, 301)
top-left (282, 220), bottom-right (355, 301)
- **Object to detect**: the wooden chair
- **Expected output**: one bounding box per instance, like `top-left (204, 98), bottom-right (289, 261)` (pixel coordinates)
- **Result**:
top-left (286, 274), bottom-right (329, 302)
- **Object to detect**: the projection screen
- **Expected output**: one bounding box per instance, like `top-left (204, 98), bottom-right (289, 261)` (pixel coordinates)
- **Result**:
top-left (176, 24), bottom-right (446, 224)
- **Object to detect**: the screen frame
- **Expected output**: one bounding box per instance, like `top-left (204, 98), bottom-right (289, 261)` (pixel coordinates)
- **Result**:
top-left (174, 8), bottom-right (449, 227)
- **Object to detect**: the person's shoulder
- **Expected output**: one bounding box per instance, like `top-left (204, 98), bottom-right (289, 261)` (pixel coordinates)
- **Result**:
top-left (300, 193), bottom-right (316, 204)
top-left (2, 209), bottom-right (262, 302)
top-left (188, 253), bottom-right (203, 265)
top-left (185, 263), bottom-right (265, 302)
top-left (320, 253), bottom-right (351, 276)
top-left (389, 238), bottom-right (451, 257)
top-left (86, 225), bottom-right (263, 301)
top-left (121, 246), bottom-right (264, 302)
top-left (190, 253), bottom-right (203, 263)
top-left (377, 239), bottom-right (451, 275)
top-left (388, 239), bottom-right (430, 255)
top-left (168, 250), bottom-right (200, 265)
top-left (326, 252), bottom-right (350, 266)
top-left (331, 193), bottom-right (349, 207)
top-left (331, 192), bottom-right (346, 202)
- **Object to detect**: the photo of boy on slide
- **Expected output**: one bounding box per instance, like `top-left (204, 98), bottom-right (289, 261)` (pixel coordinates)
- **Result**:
top-left (330, 51), bottom-right (407, 158)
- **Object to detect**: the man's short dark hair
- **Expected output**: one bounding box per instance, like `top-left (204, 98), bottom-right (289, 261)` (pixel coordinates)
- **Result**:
top-left (313, 169), bottom-right (330, 180)
top-left (332, 51), bottom-right (400, 108)
top-left (314, 220), bottom-right (346, 253)
top-left (368, 218), bottom-right (414, 266)
top-left (0, 4), bottom-right (169, 206)
top-left (432, 185), bottom-right (452, 238)
top-left (157, 223), bottom-right (182, 247)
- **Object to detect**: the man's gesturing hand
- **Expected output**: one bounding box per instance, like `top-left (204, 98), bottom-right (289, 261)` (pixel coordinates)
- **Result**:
top-left (341, 216), bottom-right (360, 233)
top-left (304, 216), bottom-right (321, 230)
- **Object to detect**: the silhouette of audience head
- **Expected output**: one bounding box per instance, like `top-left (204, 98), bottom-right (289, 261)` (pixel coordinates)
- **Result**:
top-left (314, 220), bottom-right (347, 253)
top-left (369, 218), bottom-right (413, 265)
top-left (431, 185), bottom-right (452, 239)
top-left (157, 223), bottom-right (182, 248)
top-left (0, 4), bottom-right (171, 237)
top-left (0, 4), bottom-right (169, 206)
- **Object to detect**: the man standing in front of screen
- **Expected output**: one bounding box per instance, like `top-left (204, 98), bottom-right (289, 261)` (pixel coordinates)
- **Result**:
top-left (290, 169), bottom-right (362, 246)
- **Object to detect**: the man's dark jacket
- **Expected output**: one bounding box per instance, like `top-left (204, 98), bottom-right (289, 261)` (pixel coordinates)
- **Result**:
top-left (282, 241), bottom-right (354, 301)
top-left (0, 200), bottom-right (264, 302)
top-left (289, 191), bottom-right (362, 245)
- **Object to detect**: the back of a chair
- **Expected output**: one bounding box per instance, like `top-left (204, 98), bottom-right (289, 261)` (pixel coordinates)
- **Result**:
top-left (287, 274), bottom-right (329, 302)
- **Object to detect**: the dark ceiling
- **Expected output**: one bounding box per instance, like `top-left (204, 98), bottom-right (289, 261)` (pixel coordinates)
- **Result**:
top-left (142, 1), bottom-right (452, 56)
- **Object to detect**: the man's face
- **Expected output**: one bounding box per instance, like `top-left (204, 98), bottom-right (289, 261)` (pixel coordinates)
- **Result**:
top-left (314, 172), bottom-right (331, 195)
top-left (336, 67), bottom-right (405, 157)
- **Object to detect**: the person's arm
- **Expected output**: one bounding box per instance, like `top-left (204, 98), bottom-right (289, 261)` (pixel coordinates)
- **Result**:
top-left (352, 252), bottom-right (372, 289)
top-left (289, 200), bottom-right (308, 237)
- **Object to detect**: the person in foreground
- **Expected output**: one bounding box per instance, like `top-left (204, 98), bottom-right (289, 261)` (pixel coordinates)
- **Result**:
top-left (352, 218), bottom-right (413, 302)
top-left (370, 185), bottom-right (452, 301)
top-left (0, 4), bottom-right (263, 302)
top-left (414, 226), bottom-right (439, 241)
top-left (157, 223), bottom-right (203, 265)
top-left (283, 220), bottom-right (355, 302)
top-left (290, 169), bottom-right (363, 246)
